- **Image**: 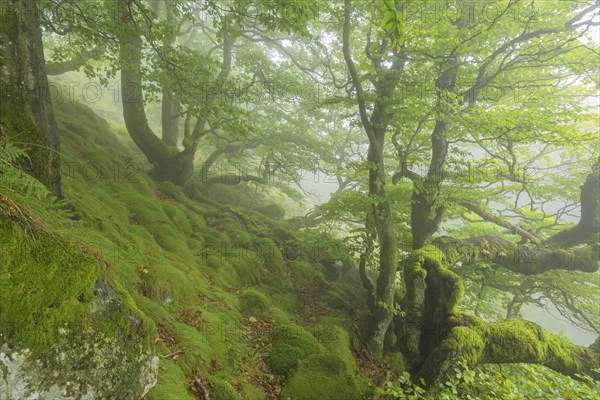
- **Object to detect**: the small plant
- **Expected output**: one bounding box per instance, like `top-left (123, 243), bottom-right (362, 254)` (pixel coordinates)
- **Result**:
top-left (0, 140), bottom-right (49, 200)
top-left (378, 361), bottom-right (600, 400)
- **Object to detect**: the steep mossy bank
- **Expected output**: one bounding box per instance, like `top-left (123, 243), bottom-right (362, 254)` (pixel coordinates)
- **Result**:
top-left (1, 99), bottom-right (374, 399)
top-left (0, 216), bottom-right (157, 399)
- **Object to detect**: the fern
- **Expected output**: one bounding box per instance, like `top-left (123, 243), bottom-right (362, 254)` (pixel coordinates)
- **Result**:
top-left (0, 140), bottom-right (50, 200)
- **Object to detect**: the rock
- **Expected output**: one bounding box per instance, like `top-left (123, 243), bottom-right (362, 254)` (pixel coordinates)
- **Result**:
top-left (0, 281), bottom-right (158, 400)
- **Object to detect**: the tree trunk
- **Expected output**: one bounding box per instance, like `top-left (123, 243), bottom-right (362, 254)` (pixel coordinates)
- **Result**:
top-left (410, 58), bottom-right (458, 249)
top-left (398, 244), bottom-right (600, 388)
top-left (159, 0), bottom-right (179, 148)
top-left (546, 161), bottom-right (599, 247)
top-left (365, 134), bottom-right (399, 356)
top-left (417, 314), bottom-right (600, 388)
top-left (161, 94), bottom-right (179, 147)
top-left (119, 2), bottom-right (192, 184)
top-left (401, 171), bottom-right (600, 385)
top-left (0, 0), bottom-right (62, 197)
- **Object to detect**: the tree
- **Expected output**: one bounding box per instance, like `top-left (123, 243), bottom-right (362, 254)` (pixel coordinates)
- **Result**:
top-left (338, 0), bottom-right (599, 388)
top-left (0, 0), bottom-right (62, 197)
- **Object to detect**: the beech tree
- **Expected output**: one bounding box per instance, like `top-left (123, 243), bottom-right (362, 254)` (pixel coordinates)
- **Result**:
top-left (0, 0), bottom-right (62, 197)
top-left (337, 0), bottom-right (599, 388)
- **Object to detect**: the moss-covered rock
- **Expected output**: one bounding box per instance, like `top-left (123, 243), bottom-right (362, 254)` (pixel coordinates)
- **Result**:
top-left (146, 360), bottom-right (194, 400)
top-left (0, 219), bottom-right (158, 399)
top-left (279, 354), bottom-right (361, 400)
top-left (207, 253), bottom-right (223, 270)
top-left (239, 290), bottom-right (271, 316)
top-left (211, 380), bottom-right (240, 400)
top-left (288, 260), bottom-right (314, 280)
top-left (324, 283), bottom-right (357, 315)
top-left (311, 320), bottom-right (356, 372)
top-left (269, 325), bottom-right (324, 376)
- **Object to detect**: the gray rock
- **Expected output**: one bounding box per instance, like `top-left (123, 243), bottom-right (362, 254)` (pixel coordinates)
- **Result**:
top-left (0, 281), bottom-right (158, 400)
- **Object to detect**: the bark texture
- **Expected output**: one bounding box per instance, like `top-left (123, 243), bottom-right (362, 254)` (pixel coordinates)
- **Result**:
top-left (0, 0), bottom-right (62, 197)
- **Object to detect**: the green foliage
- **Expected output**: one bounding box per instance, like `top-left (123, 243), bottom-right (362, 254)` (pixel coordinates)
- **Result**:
top-left (379, 0), bottom-right (404, 51)
top-left (0, 141), bottom-right (50, 200)
top-left (378, 362), bottom-right (600, 400)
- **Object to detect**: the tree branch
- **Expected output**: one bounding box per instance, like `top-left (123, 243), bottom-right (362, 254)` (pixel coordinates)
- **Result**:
top-left (46, 46), bottom-right (105, 75)
top-left (458, 199), bottom-right (541, 244)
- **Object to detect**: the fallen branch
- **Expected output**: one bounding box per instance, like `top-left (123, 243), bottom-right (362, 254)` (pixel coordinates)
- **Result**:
top-left (159, 349), bottom-right (184, 359)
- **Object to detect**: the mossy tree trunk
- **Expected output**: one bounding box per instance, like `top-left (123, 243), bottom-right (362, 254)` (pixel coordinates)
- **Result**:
top-left (0, 0), bottom-right (62, 197)
top-left (397, 244), bottom-right (600, 388)
top-left (365, 131), bottom-right (400, 356)
top-left (398, 168), bottom-right (600, 388)
top-left (342, 0), bottom-right (406, 356)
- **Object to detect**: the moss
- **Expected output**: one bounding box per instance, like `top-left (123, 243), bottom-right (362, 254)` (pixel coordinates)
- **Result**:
top-left (0, 218), bottom-right (100, 355)
top-left (484, 319), bottom-right (545, 363)
top-left (5, 98), bottom-right (383, 397)
top-left (163, 203), bottom-right (194, 234)
top-left (203, 228), bottom-right (233, 250)
top-left (253, 203), bottom-right (286, 220)
top-left (324, 292), bottom-right (355, 314)
top-left (269, 324), bottom-right (325, 375)
top-left (198, 183), bottom-right (257, 206)
top-left (230, 256), bottom-right (261, 286)
top-left (138, 262), bottom-right (197, 307)
top-left (311, 320), bottom-right (356, 372)
top-left (146, 360), bottom-right (194, 400)
top-left (270, 306), bottom-right (292, 324)
top-left (207, 253), bottom-right (223, 270)
top-left (240, 382), bottom-right (265, 400)
top-left (440, 314), bottom-right (589, 378)
top-left (257, 226), bottom-right (295, 243)
top-left (211, 380), bottom-right (240, 400)
top-left (482, 319), bottom-right (585, 372)
top-left (288, 260), bottom-right (314, 280)
top-left (442, 325), bottom-right (486, 366)
top-left (324, 283), bottom-right (356, 314)
top-left (251, 236), bottom-right (285, 273)
top-left (0, 215), bottom-right (157, 397)
top-left (125, 193), bottom-right (192, 255)
top-left (385, 351), bottom-right (405, 372)
top-left (225, 223), bottom-right (254, 247)
top-left (238, 290), bottom-right (271, 316)
top-left (271, 292), bottom-right (297, 313)
top-left (261, 274), bottom-right (286, 294)
top-left (280, 354), bottom-right (362, 400)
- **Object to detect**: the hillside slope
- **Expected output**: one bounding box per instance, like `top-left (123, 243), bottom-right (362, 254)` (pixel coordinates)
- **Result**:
top-left (1, 100), bottom-right (375, 399)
